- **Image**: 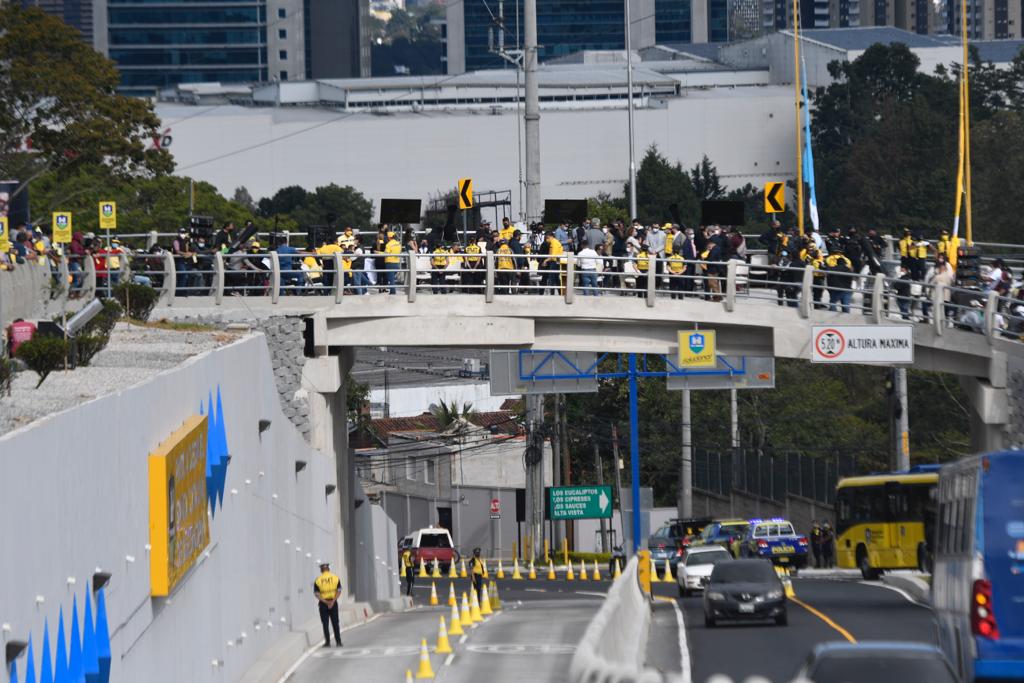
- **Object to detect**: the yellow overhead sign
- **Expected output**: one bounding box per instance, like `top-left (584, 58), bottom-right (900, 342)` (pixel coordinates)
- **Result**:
top-left (149, 414), bottom-right (210, 597)
top-left (458, 177), bottom-right (473, 210)
top-left (53, 212), bottom-right (72, 244)
top-left (98, 201), bottom-right (117, 231)
top-left (764, 182), bottom-right (785, 213)
top-left (678, 330), bottom-right (717, 368)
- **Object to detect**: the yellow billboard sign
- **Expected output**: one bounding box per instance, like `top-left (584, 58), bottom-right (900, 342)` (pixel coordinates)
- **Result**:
top-left (53, 211), bottom-right (72, 244)
top-left (678, 329), bottom-right (717, 368)
top-left (149, 414), bottom-right (210, 596)
top-left (98, 201), bottom-right (117, 230)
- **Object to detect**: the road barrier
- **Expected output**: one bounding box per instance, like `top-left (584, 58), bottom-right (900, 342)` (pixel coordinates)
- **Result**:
top-left (569, 556), bottom-right (660, 683)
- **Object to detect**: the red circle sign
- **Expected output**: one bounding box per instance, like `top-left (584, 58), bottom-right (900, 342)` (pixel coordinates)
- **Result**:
top-left (490, 498), bottom-right (500, 514)
top-left (815, 328), bottom-right (846, 359)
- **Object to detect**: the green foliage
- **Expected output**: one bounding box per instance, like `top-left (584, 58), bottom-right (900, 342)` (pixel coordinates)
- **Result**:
top-left (289, 184), bottom-right (374, 231)
top-left (74, 334), bottom-right (109, 366)
top-left (429, 399), bottom-right (476, 428)
top-left (81, 299), bottom-right (122, 337)
top-left (689, 155), bottom-right (726, 200)
top-left (113, 282), bottom-right (160, 322)
top-left (15, 335), bottom-right (69, 388)
top-left (0, 5), bottom-right (172, 204)
top-left (627, 145), bottom-right (700, 226)
top-left (567, 551), bottom-right (612, 563)
top-left (586, 192), bottom-right (628, 226)
top-left (0, 357), bottom-right (14, 396)
top-left (347, 374), bottom-right (370, 421)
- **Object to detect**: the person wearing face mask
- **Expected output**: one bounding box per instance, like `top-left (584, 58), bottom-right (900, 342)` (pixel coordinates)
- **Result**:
top-left (194, 233), bottom-right (214, 293)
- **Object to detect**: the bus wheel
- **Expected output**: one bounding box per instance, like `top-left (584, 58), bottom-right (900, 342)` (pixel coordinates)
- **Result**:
top-left (917, 544), bottom-right (931, 574)
top-left (857, 546), bottom-right (880, 581)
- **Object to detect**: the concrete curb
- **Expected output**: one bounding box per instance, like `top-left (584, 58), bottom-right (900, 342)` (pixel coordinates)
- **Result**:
top-left (881, 573), bottom-right (931, 605)
top-left (239, 597), bottom-right (413, 683)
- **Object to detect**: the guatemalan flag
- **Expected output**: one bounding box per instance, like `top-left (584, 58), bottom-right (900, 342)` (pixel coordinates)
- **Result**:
top-left (801, 57), bottom-right (820, 233)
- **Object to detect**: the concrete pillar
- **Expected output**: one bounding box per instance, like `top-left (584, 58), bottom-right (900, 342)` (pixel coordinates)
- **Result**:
top-left (959, 375), bottom-right (1008, 453)
top-left (302, 348), bottom-right (357, 598)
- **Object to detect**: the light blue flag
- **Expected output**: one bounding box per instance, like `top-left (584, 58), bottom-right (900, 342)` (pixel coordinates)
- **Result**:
top-left (11, 657), bottom-right (19, 683)
top-left (94, 590), bottom-right (111, 683)
top-left (82, 591), bottom-right (99, 683)
top-left (25, 636), bottom-right (36, 683)
top-left (39, 622), bottom-right (53, 683)
top-left (54, 608), bottom-right (68, 683)
top-left (801, 57), bottom-right (820, 232)
top-left (68, 596), bottom-right (83, 683)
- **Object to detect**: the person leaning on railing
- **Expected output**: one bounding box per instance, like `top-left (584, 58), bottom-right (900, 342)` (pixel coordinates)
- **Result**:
top-left (825, 251), bottom-right (854, 313)
top-left (800, 243), bottom-right (827, 310)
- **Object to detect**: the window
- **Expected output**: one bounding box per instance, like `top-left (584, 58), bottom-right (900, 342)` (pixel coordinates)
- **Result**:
top-left (279, 70), bottom-right (287, 80)
top-left (279, 49), bottom-right (287, 59)
top-left (406, 458), bottom-right (417, 481)
top-left (278, 7), bottom-right (286, 17)
top-left (425, 459), bottom-right (436, 484)
top-left (278, 28), bottom-right (287, 38)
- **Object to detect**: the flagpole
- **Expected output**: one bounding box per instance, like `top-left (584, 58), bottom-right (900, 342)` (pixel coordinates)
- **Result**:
top-left (961, 0), bottom-right (973, 245)
top-left (793, 0), bottom-right (804, 235)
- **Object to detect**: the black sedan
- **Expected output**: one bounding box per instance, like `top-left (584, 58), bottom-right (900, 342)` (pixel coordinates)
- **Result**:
top-left (702, 558), bottom-right (787, 627)
top-left (794, 642), bottom-right (959, 683)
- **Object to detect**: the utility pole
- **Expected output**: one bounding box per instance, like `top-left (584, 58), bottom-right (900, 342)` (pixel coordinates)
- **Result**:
top-left (524, 394), bottom-right (544, 561)
top-left (594, 440), bottom-right (608, 553)
top-left (551, 394), bottom-right (562, 548)
top-left (611, 423), bottom-right (625, 551)
top-left (624, 0), bottom-right (637, 219)
top-left (523, 0), bottom-right (541, 222)
top-left (560, 394), bottom-right (573, 551)
top-left (678, 389), bottom-right (693, 519)
top-left (893, 368), bottom-right (910, 470)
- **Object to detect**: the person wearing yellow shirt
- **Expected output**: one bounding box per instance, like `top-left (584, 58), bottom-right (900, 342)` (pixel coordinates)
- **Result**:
top-left (382, 231), bottom-right (402, 294)
top-left (464, 241), bottom-right (483, 291)
top-left (634, 244), bottom-right (651, 298)
top-left (338, 226), bottom-right (357, 250)
top-left (801, 246), bottom-right (826, 310)
top-left (314, 562), bottom-right (342, 647)
top-left (499, 217), bottom-right (515, 243)
top-left (470, 548), bottom-right (485, 604)
top-left (542, 232), bottom-right (564, 294)
top-left (317, 239), bottom-right (342, 291)
top-left (496, 240), bottom-right (515, 294)
top-left (666, 251), bottom-right (685, 299)
top-left (431, 244), bottom-right (449, 294)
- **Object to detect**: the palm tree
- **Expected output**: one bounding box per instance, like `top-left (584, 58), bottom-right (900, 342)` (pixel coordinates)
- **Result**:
top-left (429, 399), bottom-right (475, 430)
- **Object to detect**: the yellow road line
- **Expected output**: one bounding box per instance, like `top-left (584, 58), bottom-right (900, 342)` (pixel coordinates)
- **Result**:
top-left (652, 596), bottom-right (676, 603)
top-left (790, 595), bottom-right (857, 643)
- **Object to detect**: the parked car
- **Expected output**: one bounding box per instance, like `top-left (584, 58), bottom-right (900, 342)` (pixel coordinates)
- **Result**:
top-left (737, 518), bottom-right (810, 573)
top-left (692, 519), bottom-right (751, 557)
top-left (399, 527), bottom-right (459, 572)
top-left (794, 642), bottom-right (959, 683)
top-left (647, 517), bottom-right (712, 577)
top-left (677, 545), bottom-right (733, 597)
top-left (703, 558), bottom-right (787, 627)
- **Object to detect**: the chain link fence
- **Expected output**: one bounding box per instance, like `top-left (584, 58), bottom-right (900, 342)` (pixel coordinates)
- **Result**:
top-left (693, 448), bottom-right (871, 506)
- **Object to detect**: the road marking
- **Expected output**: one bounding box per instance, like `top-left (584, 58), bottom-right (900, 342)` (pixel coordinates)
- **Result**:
top-left (575, 591), bottom-right (607, 598)
top-left (858, 580), bottom-right (927, 606)
top-left (790, 596), bottom-right (857, 643)
top-left (653, 596), bottom-right (692, 683)
top-left (524, 588), bottom-right (547, 593)
top-left (465, 644), bottom-right (576, 655)
top-left (444, 654), bottom-right (455, 666)
top-left (277, 614), bottom-right (381, 682)
top-left (459, 635), bottom-right (468, 645)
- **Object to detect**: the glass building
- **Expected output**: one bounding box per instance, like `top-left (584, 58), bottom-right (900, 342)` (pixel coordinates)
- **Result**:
top-left (656, 0), bottom-right (692, 43)
top-left (108, 0), bottom-right (268, 94)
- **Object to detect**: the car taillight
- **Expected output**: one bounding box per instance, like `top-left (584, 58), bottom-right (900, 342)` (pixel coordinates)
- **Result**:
top-left (798, 536), bottom-right (808, 546)
top-left (682, 538), bottom-right (692, 547)
top-left (675, 548), bottom-right (685, 557)
top-left (971, 579), bottom-right (1000, 640)
top-left (758, 540), bottom-right (768, 549)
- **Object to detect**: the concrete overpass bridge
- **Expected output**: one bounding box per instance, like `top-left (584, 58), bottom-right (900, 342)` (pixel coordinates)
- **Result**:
top-left (142, 253), bottom-right (1021, 452)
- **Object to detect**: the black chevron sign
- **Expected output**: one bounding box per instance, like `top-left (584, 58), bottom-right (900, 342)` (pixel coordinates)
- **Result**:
top-left (764, 182), bottom-right (784, 213)
top-left (458, 177), bottom-right (474, 210)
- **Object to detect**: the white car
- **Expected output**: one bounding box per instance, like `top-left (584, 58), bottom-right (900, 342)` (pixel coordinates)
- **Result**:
top-left (677, 545), bottom-right (733, 597)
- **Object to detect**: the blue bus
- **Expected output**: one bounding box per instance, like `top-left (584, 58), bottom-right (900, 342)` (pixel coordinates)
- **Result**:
top-left (932, 451), bottom-right (1024, 682)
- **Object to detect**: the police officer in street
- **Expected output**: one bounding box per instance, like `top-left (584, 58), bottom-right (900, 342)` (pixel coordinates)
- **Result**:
top-left (811, 522), bottom-right (824, 568)
top-left (402, 547), bottom-right (415, 597)
top-left (470, 547), bottom-right (485, 603)
top-left (314, 562), bottom-right (342, 647)
top-left (821, 522), bottom-right (836, 568)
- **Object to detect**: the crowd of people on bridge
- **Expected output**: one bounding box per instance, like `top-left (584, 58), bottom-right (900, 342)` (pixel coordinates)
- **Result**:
top-left (3, 215), bottom-right (1022, 335)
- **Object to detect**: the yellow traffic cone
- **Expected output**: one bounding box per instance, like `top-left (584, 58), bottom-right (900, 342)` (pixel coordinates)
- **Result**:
top-left (448, 560), bottom-right (458, 579)
top-left (496, 559), bottom-right (506, 579)
top-left (419, 558), bottom-right (428, 578)
top-left (566, 561), bottom-right (575, 581)
top-left (614, 559), bottom-right (622, 579)
top-left (662, 559), bottom-right (672, 583)
top-left (459, 559), bottom-right (468, 578)
top-left (429, 582), bottom-right (439, 606)
top-left (649, 557), bottom-right (661, 582)
top-left (593, 560), bottom-right (602, 581)
top-left (415, 639), bottom-right (434, 679)
top-left (448, 582), bottom-right (457, 607)
top-left (470, 589), bottom-right (483, 623)
top-left (547, 559), bottom-right (556, 580)
top-left (435, 615), bottom-right (453, 654)
top-left (490, 580), bottom-right (502, 611)
top-left (431, 559), bottom-right (442, 579)
top-left (512, 557), bottom-right (523, 580)
top-left (480, 584), bottom-right (493, 615)
top-left (580, 560), bottom-right (589, 581)
top-left (460, 592), bottom-right (473, 627)
top-left (448, 600), bottom-right (464, 635)
top-left (406, 670), bottom-right (414, 683)
top-left (483, 559), bottom-right (489, 579)
top-left (528, 561), bottom-right (537, 580)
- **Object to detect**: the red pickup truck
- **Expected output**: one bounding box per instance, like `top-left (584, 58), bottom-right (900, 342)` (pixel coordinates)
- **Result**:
top-left (400, 527), bottom-right (460, 572)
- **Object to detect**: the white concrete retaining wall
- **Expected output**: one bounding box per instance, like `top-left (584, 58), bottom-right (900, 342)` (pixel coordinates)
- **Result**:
top-left (0, 265), bottom-right (55, 329)
top-left (569, 557), bottom-right (655, 683)
top-left (0, 334), bottom-right (345, 683)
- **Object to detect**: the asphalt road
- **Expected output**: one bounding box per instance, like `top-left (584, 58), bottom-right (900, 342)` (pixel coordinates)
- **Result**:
top-left (285, 574), bottom-right (611, 683)
top-left (648, 577), bottom-right (939, 683)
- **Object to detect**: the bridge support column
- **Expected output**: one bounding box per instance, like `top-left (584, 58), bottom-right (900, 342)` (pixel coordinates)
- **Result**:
top-left (302, 349), bottom-right (358, 600)
top-left (960, 374), bottom-right (1008, 453)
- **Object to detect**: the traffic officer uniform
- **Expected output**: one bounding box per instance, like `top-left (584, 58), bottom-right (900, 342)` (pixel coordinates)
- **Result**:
top-left (800, 247), bottom-right (826, 309)
top-left (666, 252), bottom-right (685, 299)
top-left (911, 236), bottom-right (929, 281)
top-left (464, 242), bottom-right (483, 290)
top-left (401, 549), bottom-right (415, 596)
top-left (898, 230), bottom-right (919, 279)
top-left (496, 242), bottom-right (515, 294)
top-left (338, 228), bottom-right (357, 251)
top-left (470, 549), bottom-right (485, 603)
top-left (383, 232), bottom-right (402, 294)
top-left (431, 246), bottom-right (449, 294)
top-left (635, 247), bottom-right (651, 298)
top-left (314, 563), bottom-right (342, 647)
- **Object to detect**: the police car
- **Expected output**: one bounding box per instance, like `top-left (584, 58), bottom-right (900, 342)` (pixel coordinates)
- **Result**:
top-left (737, 518), bottom-right (809, 572)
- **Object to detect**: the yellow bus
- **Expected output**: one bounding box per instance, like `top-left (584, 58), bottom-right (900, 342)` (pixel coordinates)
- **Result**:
top-left (835, 466), bottom-right (939, 580)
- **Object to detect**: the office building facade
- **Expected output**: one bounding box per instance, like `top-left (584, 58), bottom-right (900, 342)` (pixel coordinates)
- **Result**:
top-left (947, 0), bottom-right (1020, 38)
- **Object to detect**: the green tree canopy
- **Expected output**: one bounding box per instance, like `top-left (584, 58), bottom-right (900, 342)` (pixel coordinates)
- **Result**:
top-left (627, 145), bottom-right (700, 226)
top-left (0, 5), bottom-right (172, 203)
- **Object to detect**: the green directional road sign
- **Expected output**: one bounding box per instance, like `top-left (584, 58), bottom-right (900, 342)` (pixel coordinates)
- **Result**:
top-left (547, 485), bottom-right (613, 520)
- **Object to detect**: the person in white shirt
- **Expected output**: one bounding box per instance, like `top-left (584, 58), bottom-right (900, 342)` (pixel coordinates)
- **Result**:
top-left (576, 240), bottom-right (600, 295)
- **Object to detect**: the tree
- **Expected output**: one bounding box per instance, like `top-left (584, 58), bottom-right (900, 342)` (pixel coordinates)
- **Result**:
top-left (290, 184), bottom-right (373, 230)
top-left (627, 145), bottom-right (700, 226)
top-left (689, 155), bottom-right (726, 200)
top-left (258, 185), bottom-right (309, 217)
top-left (0, 5), bottom-right (172, 204)
top-left (586, 192), bottom-right (628, 226)
top-left (429, 400), bottom-right (475, 429)
top-left (232, 186), bottom-right (256, 212)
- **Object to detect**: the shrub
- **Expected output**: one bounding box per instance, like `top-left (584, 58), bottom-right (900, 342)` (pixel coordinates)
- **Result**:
top-left (15, 336), bottom-right (70, 388)
top-left (113, 282), bottom-right (160, 322)
top-left (74, 333), bottom-right (109, 366)
top-left (81, 299), bottom-right (122, 337)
